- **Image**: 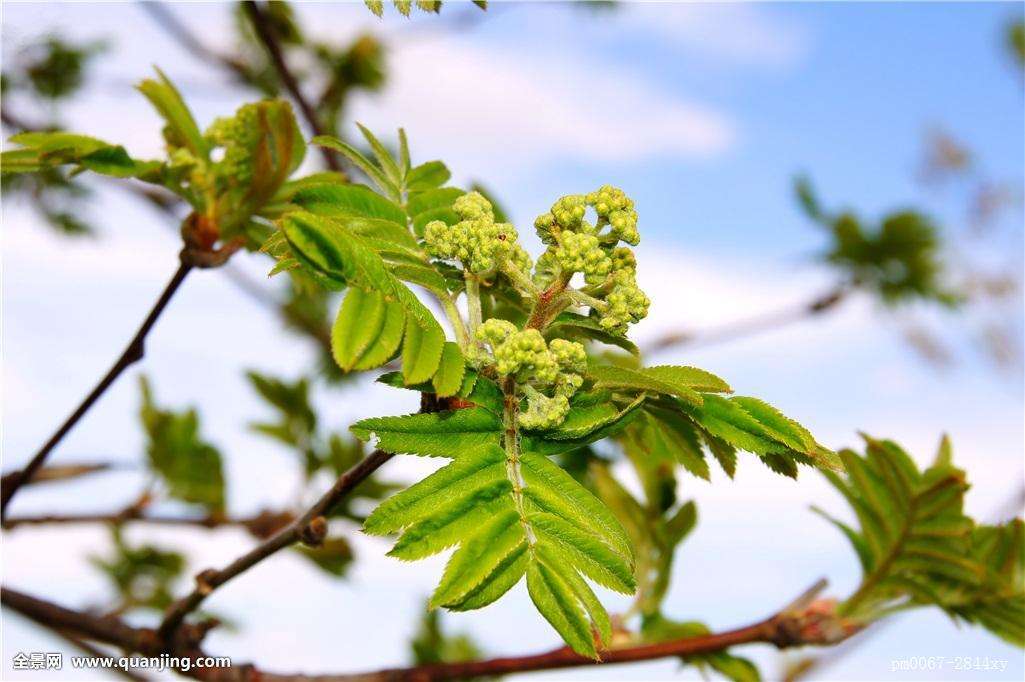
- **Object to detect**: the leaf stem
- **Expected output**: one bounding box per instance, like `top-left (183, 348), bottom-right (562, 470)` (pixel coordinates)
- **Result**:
top-left (525, 273), bottom-right (572, 330)
top-left (502, 376), bottom-right (534, 547)
top-left (439, 294), bottom-right (469, 349)
top-left (465, 274), bottom-right (483, 343)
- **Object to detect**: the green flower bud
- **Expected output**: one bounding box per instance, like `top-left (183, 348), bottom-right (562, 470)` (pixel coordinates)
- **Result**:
top-left (453, 191), bottom-right (494, 221)
top-left (518, 392), bottom-right (570, 430)
top-left (424, 192), bottom-right (531, 277)
top-left (549, 339), bottom-right (586, 373)
top-left (534, 194), bottom-right (587, 244)
top-left (610, 247), bottom-right (637, 275)
top-left (598, 273), bottom-right (650, 335)
top-left (554, 372), bottom-right (584, 398)
top-left (205, 105), bottom-right (261, 186)
top-left (477, 318), bottom-right (517, 346)
top-left (554, 231), bottom-right (613, 286)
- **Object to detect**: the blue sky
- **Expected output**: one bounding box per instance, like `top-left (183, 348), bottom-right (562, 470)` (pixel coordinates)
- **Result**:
top-left (2, 2), bottom-right (1023, 680)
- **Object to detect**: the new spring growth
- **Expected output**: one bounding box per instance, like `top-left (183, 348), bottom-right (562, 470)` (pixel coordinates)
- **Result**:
top-left (476, 319), bottom-right (587, 429)
top-left (205, 104), bottom-right (262, 187)
top-left (423, 192), bottom-right (532, 277)
top-left (533, 185), bottom-right (650, 334)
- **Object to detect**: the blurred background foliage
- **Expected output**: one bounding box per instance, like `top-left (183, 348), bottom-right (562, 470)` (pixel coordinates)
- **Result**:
top-left (1, 1), bottom-right (1022, 677)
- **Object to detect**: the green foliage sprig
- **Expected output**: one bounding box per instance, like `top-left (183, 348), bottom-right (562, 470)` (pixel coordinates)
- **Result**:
top-left (364, 0), bottom-right (488, 18)
top-left (270, 126), bottom-right (842, 656)
top-left (817, 436), bottom-right (1024, 646)
top-left (796, 176), bottom-right (961, 306)
top-left (1, 69), bottom-right (335, 261)
top-left (139, 377), bottom-right (225, 514)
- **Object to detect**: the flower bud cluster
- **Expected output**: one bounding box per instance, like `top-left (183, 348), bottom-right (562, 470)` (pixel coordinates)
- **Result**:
top-left (586, 185), bottom-right (639, 245)
top-left (533, 186), bottom-right (650, 334)
top-left (601, 270), bottom-right (650, 334)
top-left (205, 104), bottom-right (261, 186)
top-left (475, 319), bottom-right (587, 429)
top-left (424, 192), bottom-right (531, 276)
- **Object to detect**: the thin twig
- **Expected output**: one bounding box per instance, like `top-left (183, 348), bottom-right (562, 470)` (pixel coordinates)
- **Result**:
top-left (0, 261), bottom-right (193, 517)
top-left (2, 508), bottom-right (295, 538)
top-left (54, 629), bottom-right (151, 682)
top-left (241, 0), bottom-right (341, 171)
top-left (0, 462), bottom-right (121, 497)
top-left (137, 1), bottom-right (252, 81)
top-left (337, 580), bottom-right (850, 682)
top-left (3, 578), bottom-right (857, 682)
top-left (644, 286), bottom-right (849, 354)
top-left (156, 448), bottom-right (393, 640)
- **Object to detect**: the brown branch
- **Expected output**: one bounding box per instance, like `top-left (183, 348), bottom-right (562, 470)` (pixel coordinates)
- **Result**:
top-left (335, 579), bottom-right (861, 682)
top-left (241, 1), bottom-right (341, 172)
top-left (0, 462), bottom-right (121, 497)
top-left (156, 448), bottom-right (393, 640)
top-left (53, 629), bottom-right (151, 682)
top-left (0, 260), bottom-right (193, 517)
top-left (644, 285), bottom-right (849, 354)
top-left (4, 579), bottom-right (861, 682)
top-left (137, 1), bottom-right (252, 82)
top-left (1, 587), bottom-right (236, 682)
top-left (2, 508), bottom-right (295, 538)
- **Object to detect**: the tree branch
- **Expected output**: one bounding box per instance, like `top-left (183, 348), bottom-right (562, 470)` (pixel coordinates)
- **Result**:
top-left (137, 1), bottom-right (252, 82)
top-left (644, 285), bottom-right (849, 354)
top-left (1, 587), bottom-right (232, 681)
top-left (0, 462), bottom-right (121, 498)
top-left (240, 0), bottom-right (341, 171)
top-left (0, 260), bottom-right (193, 517)
top-left (4, 579), bottom-right (860, 682)
top-left (2, 508), bottom-right (295, 538)
top-left (156, 448), bottom-right (393, 640)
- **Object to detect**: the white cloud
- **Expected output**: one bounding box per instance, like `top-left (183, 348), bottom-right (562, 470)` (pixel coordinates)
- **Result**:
top-left (615, 2), bottom-right (811, 69)
top-left (350, 38), bottom-right (735, 169)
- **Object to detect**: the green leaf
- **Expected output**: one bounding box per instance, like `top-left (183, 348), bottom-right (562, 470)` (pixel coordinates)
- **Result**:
top-left (90, 528), bottom-right (185, 613)
top-left (397, 128), bottom-right (412, 176)
top-left (137, 67), bottom-right (207, 159)
top-left (546, 313), bottom-right (640, 355)
top-left (293, 537), bottom-right (354, 577)
top-left (2, 132), bottom-right (160, 179)
top-left (332, 288), bottom-right (387, 371)
top-left (527, 556), bottom-right (598, 659)
top-left (407, 187), bottom-right (464, 219)
top-left (364, 438), bottom-right (634, 656)
top-left (281, 210), bottom-right (447, 383)
top-left (210, 100), bottom-right (306, 235)
top-left (642, 616), bottom-right (761, 682)
top-left (410, 602), bottom-right (485, 666)
top-left (820, 436), bottom-right (989, 625)
top-left (431, 509), bottom-right (524, 607)
top-left (378, 369), bottom-right (504, 415)
top-left (523, 396), bottom-right (643, 456)
top-left (356, 123), bottom-right (403, 186)
top-left (402, 315), bottom-right (446, 385)
top-left (293, 183), bottom-right (407, 225)
top-left (351, 407), bottom-right (502, 458)
top-left (679, 394), bottom-right (838, 473)
top-left (640, 409), bottom-right (710, 480)
top-left (138, 377), bottom-right (224, 512)
top-left (588, 363), bottom-right (727, 405)
top-left (312, 134), bottom-right (399, 200)
top-left (432, 342), bottom-right (466, 397)
top-left (406, 160), bottom-right (451, 191)
top-left (942, 520), bottom-right (1024, 646)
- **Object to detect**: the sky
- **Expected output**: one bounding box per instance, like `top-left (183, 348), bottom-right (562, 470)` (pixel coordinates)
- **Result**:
top-left (2, 1), bottom-right (1024, 680)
